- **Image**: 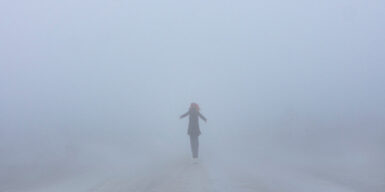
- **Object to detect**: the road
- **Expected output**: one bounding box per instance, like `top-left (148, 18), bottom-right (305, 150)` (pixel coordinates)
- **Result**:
top-left (4, 155), bottom-right (383, 192)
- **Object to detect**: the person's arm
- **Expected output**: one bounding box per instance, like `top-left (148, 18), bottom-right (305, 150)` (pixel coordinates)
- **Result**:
top-left (180, 111), bottom-right (189, 119)
top-left (199, 112), bottom-right (207, 122)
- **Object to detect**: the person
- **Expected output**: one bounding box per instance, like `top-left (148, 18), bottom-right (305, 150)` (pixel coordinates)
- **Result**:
top-left (180, 103), bottom-right (207, 159)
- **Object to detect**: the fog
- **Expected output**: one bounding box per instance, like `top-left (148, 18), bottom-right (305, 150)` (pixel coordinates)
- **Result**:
top-left (1, 0), bottom-right (384, 191)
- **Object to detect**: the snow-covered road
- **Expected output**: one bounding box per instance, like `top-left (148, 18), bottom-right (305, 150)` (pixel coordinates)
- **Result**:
top-left (91, 158), bottom-right (212, 192)
top-left (5, 154), bottom-right (383, 192)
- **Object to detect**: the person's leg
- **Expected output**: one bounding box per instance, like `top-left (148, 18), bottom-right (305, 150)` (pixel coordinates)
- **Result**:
top-left (195, 136), bottom-right (199, 158)
top-left (190, 135), bottom-right (199, 158)
top-left (190, 135), bottom-right (195, 158)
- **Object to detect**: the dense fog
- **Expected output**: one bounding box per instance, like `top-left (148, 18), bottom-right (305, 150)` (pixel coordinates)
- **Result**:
top-left (1, 0), bottom-right (384, 191)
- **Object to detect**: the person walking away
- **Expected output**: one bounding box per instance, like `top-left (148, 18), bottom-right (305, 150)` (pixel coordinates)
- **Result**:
top-left (180, 103), bottom-right (207, 159)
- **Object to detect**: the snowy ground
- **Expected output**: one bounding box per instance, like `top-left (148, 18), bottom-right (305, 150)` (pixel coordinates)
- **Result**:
top-left (2, 134), bottom-right (384, 192)
top-left (3, 153), bottom-right (383, 192)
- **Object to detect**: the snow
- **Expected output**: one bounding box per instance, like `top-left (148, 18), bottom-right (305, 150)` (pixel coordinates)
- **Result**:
top-left (5, 154), bottom-right (382, 192)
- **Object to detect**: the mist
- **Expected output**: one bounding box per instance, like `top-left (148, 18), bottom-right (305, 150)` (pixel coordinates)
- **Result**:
top-left (1, 0), bottom-right (384, 191)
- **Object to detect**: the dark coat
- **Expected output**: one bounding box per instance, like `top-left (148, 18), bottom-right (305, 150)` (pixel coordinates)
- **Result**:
top-left (180, 109), bottom-right (207, 136)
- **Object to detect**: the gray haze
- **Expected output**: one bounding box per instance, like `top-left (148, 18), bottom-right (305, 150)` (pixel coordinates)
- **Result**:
top-left (1, 0), bottom-right (385, 191)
